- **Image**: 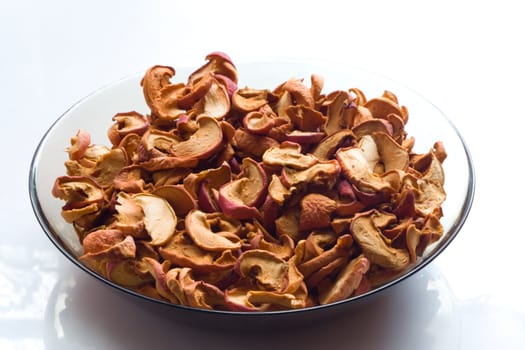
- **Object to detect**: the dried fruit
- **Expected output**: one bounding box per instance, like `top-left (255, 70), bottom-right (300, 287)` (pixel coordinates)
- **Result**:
top-left (52, 52), bottom-right (447, 311)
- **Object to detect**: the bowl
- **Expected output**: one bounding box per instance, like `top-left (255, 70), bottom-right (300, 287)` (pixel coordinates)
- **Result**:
top-left (29, 60), bottom-right (475, 329)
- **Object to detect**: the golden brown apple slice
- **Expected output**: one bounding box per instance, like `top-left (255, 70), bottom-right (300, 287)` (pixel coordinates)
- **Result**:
top-left (235, 249), bottom-right (289, 292)
top-left (262, 142), bottom-right (318, 170)
top-left (107, 111), bottom-right (149, 146)
top-left (350, 210), bottom-right (409, 270)
top-left (185, 210), bottom-right (242, 252)
top-left (218, 157), bottom-right (267, 220)
top-left (318, 254), bottom-right (370, 305)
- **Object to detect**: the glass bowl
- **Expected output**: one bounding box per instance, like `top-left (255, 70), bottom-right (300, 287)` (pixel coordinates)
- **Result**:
top-left (29, 61), bottom-right (475, 329)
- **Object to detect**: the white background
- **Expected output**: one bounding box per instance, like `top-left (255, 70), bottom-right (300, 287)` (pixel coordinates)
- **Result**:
top-left (1, 0), bottom-right (524, 349)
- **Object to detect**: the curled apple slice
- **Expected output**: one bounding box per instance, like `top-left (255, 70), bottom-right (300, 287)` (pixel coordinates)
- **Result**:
top-left (170, 115), bottom-right (224, 160)
top-left (285, 105), bottom-right (326, 131)
top-left (318, 254), bottom-right (370, 305)
top-left (218, 157), bottom-right (268, 220)
top-left (160, 231), bottom-right (237, 271)
top-left (243, 110), bottom-right (275, 135)
top-left (277, 78), bottom-right (315, 108)
top-left (235, 249), bottom-right (290, 292)
top-left (323, 90), bottom-right (353, 136)
top-left (188, 51), bottom-right (238, 86)
top-left (193, 78), bottom-right (231, 119)
top-left (350, 210), bottom-right (409, 270)
top-left (364, 95), bottom-right (408, 123)
top-left (262, 142), bottom-right (318, 170)
top-left (79, 229), bottom-right (136, 277)
top-left (232, 87), bottom-right (272, 112)
top-left (132, 193), bottom-right (177, 246)
top-left (108, 111), bottom-right (149, 146)
top-left (67, 129), bottom-right (91, 160)
top-left (166, 267), bottom-right (227, 310)
top-left (310, 129), bottom-right (354, 160)
top-left (185, 210), bottom-right (242, 252)
top-left (141, 65), bottom-right (186, 123)
top-left (51, 175), bottom-right (106, 223)
top-left (152, 184), bottom-right (197, 216)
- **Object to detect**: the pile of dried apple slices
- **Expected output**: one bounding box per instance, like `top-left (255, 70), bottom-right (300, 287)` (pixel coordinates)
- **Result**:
top-left (52, 52), bottom-right (446, 311)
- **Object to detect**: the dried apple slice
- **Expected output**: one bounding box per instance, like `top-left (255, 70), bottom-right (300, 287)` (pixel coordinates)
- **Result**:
top-left (193, 78), bottom-right (231, 119)
top-left (132, 193), bottom-right (177, 246)
top-left (112, 192), bottom-right (146, 237)
top-left (323, 90), bottom-right (353, 135)
top-left (318, 254), bottom-right (370, 305)
top-left (218, 157), bottom-right (268, 220)
top-left (235, 249), bottom-right (290, 292)
top-left (267, 174), bottom-right (296, 206)
top-left (143, 258), bottom-right (182, 304)
top-left (310, 129), bottom-right (354, 160)
top-left (285, 105), bottom-right (326, 131)
top-left (224, 287), bottom-right (269, 312)
top-left (364, 95), bottom-right (407, 122)
top-left (170, 115), bottom-right (224, 160)
top-left (51, 175), bottom-right (106, 223)
top-left (107, 111), bottom-right (149, 146)
top-left (304, 230), bottom-right (338, 258)
top-left (152, 184), bottom-right (197, 216)
top-left (185, 210), bottom-right (242, 252)
top-left (107, 259), bottom-right (153, 287)
top-left (262, 142), bottom-right (318, 170)
top-left (281, 159), bottom-right (340, 189)
top-left (160, 231), bottom-right (237, 271)
top-left (372, 132), bottom-right (409, 171)
top-left (336, 135), bottom-right (398, 193)
top-left (277, 78), bottom-right (315, 108)
top-left (352, 119), bottom-right (393, 140)
top-left (67, 129), bottom-right (91, 160)
top-left (79, 229), bottom-right (136, 277)
top-left (297, 234), bottom-right (353, 278)
top-left (232, 128), bottom-right (280, 158)
top-left (249, 232), bottom-right (295, 260)
top-left (285, 130), bottom-right (325, 145)
top-left (350, 210), bottom-right (409, 270)
top-left (243, 110), bottom-right (275, 135)
top-left (176, 74), bottom-right (213, 109)
top-left (188, 51), bottom-right (238, 86)
top-left (172, 268), bottom-right (227, 310)
top-left (232, 87), bottom-right (272, 112)
top-left (141, 65), bottom-right (186, 122)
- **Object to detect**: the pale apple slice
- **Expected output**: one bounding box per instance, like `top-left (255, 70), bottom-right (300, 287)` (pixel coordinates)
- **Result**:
top-left (132, 193), bottom-right (177, 246)
top-left (242, 110), bottom-right (275, 135)
top-left (262, 142), bottom-right (318, 170)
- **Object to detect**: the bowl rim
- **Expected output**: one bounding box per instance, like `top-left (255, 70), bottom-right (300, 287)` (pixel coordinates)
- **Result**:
top-left (28, 62), bottom-right (476, 316)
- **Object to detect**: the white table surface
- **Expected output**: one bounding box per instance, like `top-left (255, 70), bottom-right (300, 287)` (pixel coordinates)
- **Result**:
top-left (2, 0), bottom-right (524, 349)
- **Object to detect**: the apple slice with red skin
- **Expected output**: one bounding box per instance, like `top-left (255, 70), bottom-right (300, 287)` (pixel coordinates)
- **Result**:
top-left (218, 157), bottom-right (268, 220)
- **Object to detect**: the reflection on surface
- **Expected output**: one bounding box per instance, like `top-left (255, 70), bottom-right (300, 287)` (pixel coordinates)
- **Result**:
top-left (0, 243), bottom-right (61, 350)
top-left (43, 264), bottom-right (459, 350)
top-left (458, 295), bottom-right (525, 349)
